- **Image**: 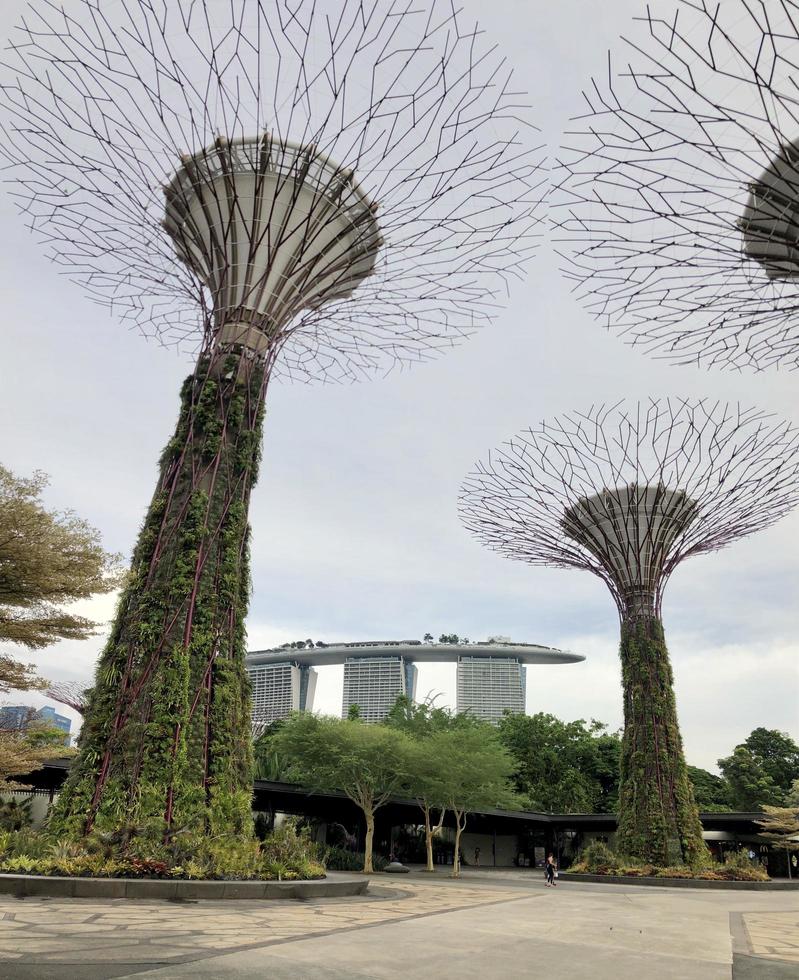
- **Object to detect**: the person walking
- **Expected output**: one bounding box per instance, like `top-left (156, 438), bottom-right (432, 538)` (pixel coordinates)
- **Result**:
top-left (545, 853), bottom-right (558, 887)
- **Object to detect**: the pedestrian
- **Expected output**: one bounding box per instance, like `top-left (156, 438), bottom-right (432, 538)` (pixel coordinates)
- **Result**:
top-left (545, 853), bottom-right (558, 887)
top-left (474, 847), bottom-right (481, 868)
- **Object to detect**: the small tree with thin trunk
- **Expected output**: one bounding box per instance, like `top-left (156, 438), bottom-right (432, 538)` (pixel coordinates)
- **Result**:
top-left (271, 713), bottom-right (414, 874)
top-left (429, 723), bottom-right (520, 877)
top-left (756, 805), bottom-right (799, 880)
top-left (384, 696), bottom-right (458, 872)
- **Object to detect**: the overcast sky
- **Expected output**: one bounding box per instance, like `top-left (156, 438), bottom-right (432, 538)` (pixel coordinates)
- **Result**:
top-left (2, 0), bottom-right (797, 772)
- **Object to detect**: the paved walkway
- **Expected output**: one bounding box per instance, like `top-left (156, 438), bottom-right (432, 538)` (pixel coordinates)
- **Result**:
top-left (0, 870), bottom-right (796, 978)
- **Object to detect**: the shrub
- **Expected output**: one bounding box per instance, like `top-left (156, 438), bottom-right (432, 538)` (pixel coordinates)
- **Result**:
top-left (578, 840), bottom-right (620, 872)
top-left (322, 845), bottom-right (388, 873)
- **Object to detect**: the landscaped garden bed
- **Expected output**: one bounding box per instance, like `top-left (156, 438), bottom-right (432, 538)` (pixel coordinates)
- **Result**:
top-left (0, 817), bottom-right (325, 882)
top-left (567, 840), bottom-right (774, 885)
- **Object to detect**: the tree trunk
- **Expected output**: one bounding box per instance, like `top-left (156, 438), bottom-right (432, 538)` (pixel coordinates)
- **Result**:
top-left (615, 616), bottom-right (707, 866)
top-left (363, 807), bottom-right (375, 874)
top-left (48, 346), bottom-right (268, 843)
top-left (423, 803), bottom-right (440, 872)
top-left (452, 810), bottom-right (465, 877)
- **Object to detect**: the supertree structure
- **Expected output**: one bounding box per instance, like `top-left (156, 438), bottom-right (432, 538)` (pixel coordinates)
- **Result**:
top-left (460, 400), bottom-right (799, 864)
top-left (552, 0), bottom-right (799, 371)
top-left (1, 0), bottom-right (544, 842)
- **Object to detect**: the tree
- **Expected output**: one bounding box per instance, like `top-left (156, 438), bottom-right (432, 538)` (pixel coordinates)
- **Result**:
top-left (0, 466), bottom-right (122, 650)
top-left (756, 805), bottom-right (799, 879)
top-left (271, 714), bottom-right (415, 873)
top-left (718, 747), bottom-right (782, 811)
top-left (739, 729), bottom-right (799, 801)
top-left (423, 634), bottom-right (434, 644)
top-left (431, 723), bottom-right (520, 877)
top-left (384, 696), bottom-right (468, 872)
top-left (0, 710), bottom-right (72, 792)
top-left (497, 713), bottom-right (621, 814)
top-left (686, 766), bottom-right (732, 812)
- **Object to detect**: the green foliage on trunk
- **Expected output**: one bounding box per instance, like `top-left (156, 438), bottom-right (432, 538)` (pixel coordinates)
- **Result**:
top-left (615, 617), bottom-right (707, 866)
top-left (48, 350), bottom-right (265, 845)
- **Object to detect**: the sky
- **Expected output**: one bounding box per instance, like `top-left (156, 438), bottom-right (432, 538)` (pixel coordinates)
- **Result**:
top-left (1, 0), bottom-right (797, 772)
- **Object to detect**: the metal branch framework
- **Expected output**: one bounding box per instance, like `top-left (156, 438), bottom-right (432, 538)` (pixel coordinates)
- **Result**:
top-left (552, 0), bottom-right (799, 371)
top-left (45, 682), bottom-right (89, 716)
top-left (459, 399), bottom-right (799, 617)
top-left (1, 0), bottom-right (545, 383)
top-left (460, 399), bottom-right (799, 863)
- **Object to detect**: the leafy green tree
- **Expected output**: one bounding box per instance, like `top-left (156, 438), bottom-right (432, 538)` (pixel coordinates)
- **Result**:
top-left (0, 710), bottom-right (73, 792)
top-left (497, 712), bottom-right (621, 813)
top-left (686, 766), bottom-right (732, 812)
top-left (0, 465), bottom-right (118, 794)
top-left (738, 729), bottom-right (799, 801)
top-left (756, 804), bottom-right (799, 878)
top-left (271, 713), bottom-right (415, 873)
top-left (384, 696), bottom-right (472, 871)
top-left (0, 465), bottom-right (122, 650)
top-left (430, 722), bottom-right (520, 877)
top-left (718, 746), bottom-right (782, 810)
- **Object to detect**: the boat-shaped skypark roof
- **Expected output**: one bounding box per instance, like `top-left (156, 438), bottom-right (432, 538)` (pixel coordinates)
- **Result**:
top-left (246, 641), bottom-right (585, 668)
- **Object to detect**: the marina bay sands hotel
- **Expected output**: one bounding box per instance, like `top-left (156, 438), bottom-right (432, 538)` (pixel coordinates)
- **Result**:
top-left (245, 640), bottom-right (584, 725)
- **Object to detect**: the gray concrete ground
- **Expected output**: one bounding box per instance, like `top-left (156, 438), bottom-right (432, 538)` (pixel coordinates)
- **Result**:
top-left (1, 868), bottom-right (797, 979)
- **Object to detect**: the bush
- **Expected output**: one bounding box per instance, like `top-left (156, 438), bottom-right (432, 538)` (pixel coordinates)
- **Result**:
top-left (322, 845), bottom-right (388, 873)
top-left (578, 840), bottom-right (620, 873)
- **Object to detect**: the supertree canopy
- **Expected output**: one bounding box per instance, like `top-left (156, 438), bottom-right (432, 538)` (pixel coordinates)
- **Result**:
top-left (1, 0), bottom-right (543, 843)
top-left (460, 399), bottom-right (799, 863)
top-left (552, 0), bottom-right (799, 371)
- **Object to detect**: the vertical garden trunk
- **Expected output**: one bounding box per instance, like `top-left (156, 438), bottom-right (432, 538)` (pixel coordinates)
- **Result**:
top-left (615, 616), bottom-right (706, 865)
top-left (49, 346), bottom-right (267, 843)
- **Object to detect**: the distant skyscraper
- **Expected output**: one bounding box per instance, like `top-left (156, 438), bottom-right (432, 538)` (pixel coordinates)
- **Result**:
top-left (456, 656), bottom-right (526, 724)
top-left (0, 705), bottom-right (31, 730)
top-left (37, 706), bottom-right (72, 743)
top-left (342, 656), bottom-right (418, 723)
top-left (0, 704), bottom-right (71, 744)
top-left (246, 659), bottom-right (317, 725)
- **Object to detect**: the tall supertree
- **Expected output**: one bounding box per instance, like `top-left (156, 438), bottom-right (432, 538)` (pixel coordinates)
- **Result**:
top-left (460, 400), bottom-right (799, 864)
top-left (0, 0), bottom-right (544, 842)
top-left (552, 0), bottom-right (799, 371)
